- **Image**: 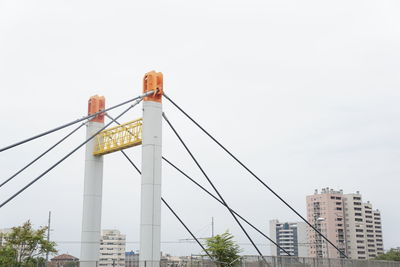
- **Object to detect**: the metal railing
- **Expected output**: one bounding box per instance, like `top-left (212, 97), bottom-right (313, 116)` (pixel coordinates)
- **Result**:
top-left (93, 118), bottom-right (143, 156)
top-left (39, 256), bottom-right (400, 267)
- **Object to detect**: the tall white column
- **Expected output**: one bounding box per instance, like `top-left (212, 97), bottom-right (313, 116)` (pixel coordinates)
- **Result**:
top-left (81, 96), bottom-right (105, 267)
top-left (140, 72), bottom-right (163, 267)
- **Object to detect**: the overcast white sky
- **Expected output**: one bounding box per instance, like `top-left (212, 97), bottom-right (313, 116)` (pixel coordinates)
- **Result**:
top-left (0, 0), bottom-right (399, 258)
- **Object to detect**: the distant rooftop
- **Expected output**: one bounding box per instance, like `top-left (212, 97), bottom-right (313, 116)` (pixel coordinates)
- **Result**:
top-left (51, 254), bottom-right (79, 261)
top-left (126, 251), bottom-right (137, 256)
top-left (314, 187), bottom-right (344, 195)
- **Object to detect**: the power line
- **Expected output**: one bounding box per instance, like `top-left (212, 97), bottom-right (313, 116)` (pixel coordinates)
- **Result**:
top-left (0, 122), bottom-right (85, 189)
top-left (50, 240), bottom-right (319, 247)
top-left (0, 98), bottom-right (142, 209)
top-left (162, 93), bottom-right (348, 259)
top-left (162, 112), bottom-right (267, 263)
top-left (0, 90), bottom-right (155, 153)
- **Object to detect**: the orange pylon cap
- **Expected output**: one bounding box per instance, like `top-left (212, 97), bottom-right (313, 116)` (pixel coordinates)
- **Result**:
top-left (88, 95), bottom-right (105, 123)
top-left (143, 71), bottom-right (163, 102)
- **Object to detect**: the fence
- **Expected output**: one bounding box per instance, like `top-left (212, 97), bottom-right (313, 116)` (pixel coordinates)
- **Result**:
top-left (242, 256), bottom-right (400, 267)
top-left (38, 256), bottom-right (400, 267)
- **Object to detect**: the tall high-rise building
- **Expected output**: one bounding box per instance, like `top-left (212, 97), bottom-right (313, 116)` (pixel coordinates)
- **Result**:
top-left (343, 193), bottom-right (384, 259)
top-left (306, 188), bottom-right (384, 260)
top-left (306, 188), bottom-right (346, 259)
top-left (269, 220), bottom-right (308, 257)
top-left (99, 229), bottom-right (126, 267)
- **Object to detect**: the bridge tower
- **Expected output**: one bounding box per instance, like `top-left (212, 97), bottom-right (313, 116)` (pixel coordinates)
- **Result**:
top-left (140, 71), bottom-right (163, 267)
top-left (79, 71), bottom-right (163, 267)
top-left (80, 95), bottom-right (105, 267)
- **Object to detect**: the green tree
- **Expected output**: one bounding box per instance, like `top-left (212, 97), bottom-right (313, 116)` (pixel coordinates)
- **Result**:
top-left (0, 221), bottom-right (57, 266)
top-left (375, 248), bottom-right (400, 261)
top-left (0, 244), bottom-right (17, 266)
top-left (205, 231), bottom-right (242, 267)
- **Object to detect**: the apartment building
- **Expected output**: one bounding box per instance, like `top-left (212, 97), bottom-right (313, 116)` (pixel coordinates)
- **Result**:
top-left (269, 220), bottom-right (308, 257)
top-left (343, 193), bottom-right (384, 259)
top-left (306, 188), bottom-right (346, 259)
top-left (125, 251), bottom-right (139, 267)
top-left (99, 229), bottom-right (126, 267)
top-left (306, 188), bottom-right (384, 260)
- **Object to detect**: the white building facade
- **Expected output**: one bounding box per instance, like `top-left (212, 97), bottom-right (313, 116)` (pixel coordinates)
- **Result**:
top-left (343, 192), bottom-right (384, 259)
top-left (99, 229), bottom-right (126, 267)
top-left (0, 228), bottom-right (11, 246)
top-left (269, 220), bottom-right (308, 257)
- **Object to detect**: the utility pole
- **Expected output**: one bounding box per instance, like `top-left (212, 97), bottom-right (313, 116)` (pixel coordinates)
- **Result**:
top-left (211, 217), bottom-right (214, 237)
top-left (46, 211), bottom-right (51, 263)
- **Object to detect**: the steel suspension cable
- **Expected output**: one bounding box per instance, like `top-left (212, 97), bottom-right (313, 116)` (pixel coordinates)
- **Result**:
top-left (105, 113), bottom-right (287, 256)
top-left (163, 93), bottom-right (348, 259)
top-left (162, 112), bottom-right (267, 263)
top-left (0, 90), bottom-right (155, 153)
top-left (0, 98), bottom-right (143, 209)
top-left (0, 122), bottom-right (86, 189)
top-left (161, 198), bottom-right (214, 261)
top-left (119, 151), bottom-right (214, 261)
top-left (162, 156), bottom-right (291, 256)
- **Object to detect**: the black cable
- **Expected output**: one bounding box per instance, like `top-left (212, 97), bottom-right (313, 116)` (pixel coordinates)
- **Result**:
top-left (163, 93), bottom-right (348, 259)
top-left (120, 150), bottom-right (141, 174)
top-left (162, 113), bottom-right (267, 262)
top-left (162, 156), bottom-right (291, 257)
top-left (0, 123), bottom-right (85, 189)
top-left (105, 113), bottom-right (289, 256)
top-left (161, 198), bottom-right (214, 261)
top-left (119, 151), bottom-right (214, 261)
top-left (0, 101), bottom-right (139, 209)
top-left (0, 92), bottom-right (153, 153)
